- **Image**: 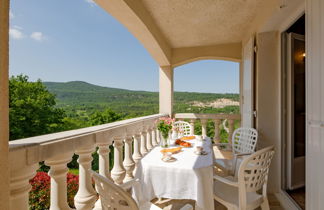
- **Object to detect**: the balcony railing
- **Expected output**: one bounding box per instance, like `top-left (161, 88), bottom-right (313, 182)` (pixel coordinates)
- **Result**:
top-left (174, 113), bottom-right (241, 144)
top-left (8, 113), bottom-right (240, 209)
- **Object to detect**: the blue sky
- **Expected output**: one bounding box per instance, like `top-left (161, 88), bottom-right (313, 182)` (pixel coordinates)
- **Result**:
top-left (9, 0), bottom-right (239, 93)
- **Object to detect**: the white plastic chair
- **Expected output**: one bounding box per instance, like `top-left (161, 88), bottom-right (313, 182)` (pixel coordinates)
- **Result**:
top-left (90, 171), bottom-right (193, 210)
top-left (213, 146), bottom-right (275, 210)
top-left (214, 127), bottom-right (258, 175)
top-left (173, 120), bottom-right (192, 136)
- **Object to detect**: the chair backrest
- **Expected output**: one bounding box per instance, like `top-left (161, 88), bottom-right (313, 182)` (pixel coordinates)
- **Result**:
top-left (232, 127), bottom-right (258, 154)
top-left (238, 146), bottom-right (275, 195)
top-left (173, 121), bottom-right (192, 136)
top-left (90, 171), bottom-right (139, 210)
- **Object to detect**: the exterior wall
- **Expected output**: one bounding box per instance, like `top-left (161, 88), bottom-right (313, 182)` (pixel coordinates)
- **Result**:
top-left (0, 0), bottom-right (10, 209)
top-left (159, 66), bottom-right (173, 115)
top-left (305, 0), bottom-right (324, 209)
top-left (255, 31), bottom-right (281, 193)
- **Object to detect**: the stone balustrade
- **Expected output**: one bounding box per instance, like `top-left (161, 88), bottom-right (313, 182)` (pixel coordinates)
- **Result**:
top-left (7, 112), bottom-right (240, 209)
top-left (174, 113), bottom-right (241, 145)
top-left (8, 114), bottom-right (166, 210)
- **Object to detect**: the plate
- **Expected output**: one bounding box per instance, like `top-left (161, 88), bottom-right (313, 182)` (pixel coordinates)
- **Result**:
top-left (160, 147), bottom-right (182, 154)
top-left (161, 156), bottom-right (177, 162)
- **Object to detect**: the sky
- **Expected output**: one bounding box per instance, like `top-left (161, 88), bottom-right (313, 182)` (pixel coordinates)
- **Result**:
top-left (9, 0), bottom-right (239, 93)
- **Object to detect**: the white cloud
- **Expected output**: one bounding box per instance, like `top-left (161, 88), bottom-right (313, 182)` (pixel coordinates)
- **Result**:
top-left (85, 0), bottom-right (96, 7)
top-left (9, 11), bottom-right (14, 19)
top-left (9, 28), bottom-right (24, 40)
top-left (30, 32), bottom-right (46, 41)
top-left (13, 25), bottom-right (23, 30)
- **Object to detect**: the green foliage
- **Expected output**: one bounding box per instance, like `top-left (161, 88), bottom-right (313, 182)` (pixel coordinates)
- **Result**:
top-left (89, 109), bottom-right (122, 126)
top-left (43, 81), bottom-right (240, 120)
top-left (156, 117), bottom-right (173, 139)
top-left (9, 75), bottom-right (67, 140)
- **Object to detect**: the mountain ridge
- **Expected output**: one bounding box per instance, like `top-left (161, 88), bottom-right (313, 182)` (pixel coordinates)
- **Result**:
top-left (43, 81), bottom-right (239, 95)
top-left (43, 81), bottom-right (240, 118)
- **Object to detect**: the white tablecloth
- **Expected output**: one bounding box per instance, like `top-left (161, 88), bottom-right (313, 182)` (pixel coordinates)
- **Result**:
top-left (133, 137), bottom-right (214, 210)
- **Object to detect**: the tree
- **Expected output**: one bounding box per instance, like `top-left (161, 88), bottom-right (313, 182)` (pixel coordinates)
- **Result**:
top-left (9, 75), bottom-right (66, 140)
top-left (89, 108), bottom-right (122, 126)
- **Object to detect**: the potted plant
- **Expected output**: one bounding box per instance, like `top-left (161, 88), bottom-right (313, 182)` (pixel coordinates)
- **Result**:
top-left (156, 117), bottom-right (174, 148)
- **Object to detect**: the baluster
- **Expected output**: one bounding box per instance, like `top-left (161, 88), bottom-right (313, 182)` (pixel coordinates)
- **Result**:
top-left (228, 119), bottom-right (235, 147)
top-left (94, 137), bottom-right (112, 210)
top-left (111, 137), bottom-right (126, 185)
top-left (146, 128), bottom-right (153, 151)
top-left (97, 142), bottom-right (111, 179)
top-left (10, 164), bottom-right (38, 210)
top-left (151, 127), bottom-right (158, 146)
top-left (123, 135), bottom-right (135, 182)
top-left (46, 153), bottom-right (73, 210)
top-left (201, 119), bottom-right (208, 138)
top-left (133, 134), bottom-right (142, 164)
top-left (74, 146), bottom-right (97, 210)
top-left (140, 130), bottom-right (148, 156)
top-left (213, 119), bottom-right (221, 143)
top-left (190, 119), bottom-right (195, 135)
top-left (156, 129), bottom-right (161, 144)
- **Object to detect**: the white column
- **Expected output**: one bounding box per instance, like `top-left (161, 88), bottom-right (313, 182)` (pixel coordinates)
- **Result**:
top-left (228, 119), bottom-right (235, 146)
top-left (159, 66), bottom-right (173, 115)
top-left (213, 119), bottom-right (221, 143)
top-left (74, 146), bottom-right (97, 210)
top-left (123, 135), bottom-right (135, 182)
top-left (0, 1), bottom-right (10, 209)
top-left (111, 137), bottom-right (126, 185)
top-left (201, 119), bottom-right (208, 138)
top-left (10, 164), bottom-right (38, 210)
top-left (132, 134), bottom-right (142, 165)
top-left (190, 119), bottom-right (195, 135)
top-left (146, 128), bottom-right (153, 151)
top-left (46, 153), bottom-right (73, 210)
top-left (151, 128), bottom-right (158, 146)
top-left (140, 130), bottom-right (148, 156)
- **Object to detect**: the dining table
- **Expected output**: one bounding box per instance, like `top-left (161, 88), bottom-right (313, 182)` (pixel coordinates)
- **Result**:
top-left (132, 136), bottom-right (215, 210)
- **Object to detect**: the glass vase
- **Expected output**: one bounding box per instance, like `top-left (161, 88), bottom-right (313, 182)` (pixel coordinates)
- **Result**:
top-left (160, 132), bottom-right (170, 148)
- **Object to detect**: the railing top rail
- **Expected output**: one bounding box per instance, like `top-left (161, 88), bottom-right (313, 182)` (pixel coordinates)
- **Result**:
top-left (10, 114), bottom-right (166, 151)
top-left (9, 113), bottom-right (167, 169)
top-left (174, 113), bottom-right (241, 120)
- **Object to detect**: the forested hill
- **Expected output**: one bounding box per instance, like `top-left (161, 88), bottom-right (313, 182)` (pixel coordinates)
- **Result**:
top-left (43, 81), bottom-right (239, 118)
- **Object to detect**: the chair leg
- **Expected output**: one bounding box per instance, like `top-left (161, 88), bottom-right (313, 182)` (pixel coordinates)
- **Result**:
top-left (260, 200), bottom-right (270, 210)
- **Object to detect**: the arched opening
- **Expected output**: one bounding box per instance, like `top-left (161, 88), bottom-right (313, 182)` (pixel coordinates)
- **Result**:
top-left (173, 59), bottom-right (240, 140)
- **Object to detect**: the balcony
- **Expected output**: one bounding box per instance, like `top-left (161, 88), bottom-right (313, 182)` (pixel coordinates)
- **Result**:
top-left (3, 0), bottom-right (324, 209)
top-left (8, 113), bottom-right (258, 209)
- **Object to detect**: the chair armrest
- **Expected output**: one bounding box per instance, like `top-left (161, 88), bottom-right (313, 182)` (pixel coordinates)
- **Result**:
top-left (213, 175), bottom-right (239, 187)
top-left (234, 152), bottom-right (252, 157)
top-left (120, 178), bottom-right (140, 190)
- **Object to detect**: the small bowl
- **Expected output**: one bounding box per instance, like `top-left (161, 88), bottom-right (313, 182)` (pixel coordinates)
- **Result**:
top-left (195, 146), bottom-right (203, 153)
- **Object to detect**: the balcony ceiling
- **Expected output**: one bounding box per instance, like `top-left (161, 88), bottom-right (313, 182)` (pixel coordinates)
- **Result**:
top-left (141, 0), bottom-right (264, 48)
top-left (95, 0), bottom-right (280, 66)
